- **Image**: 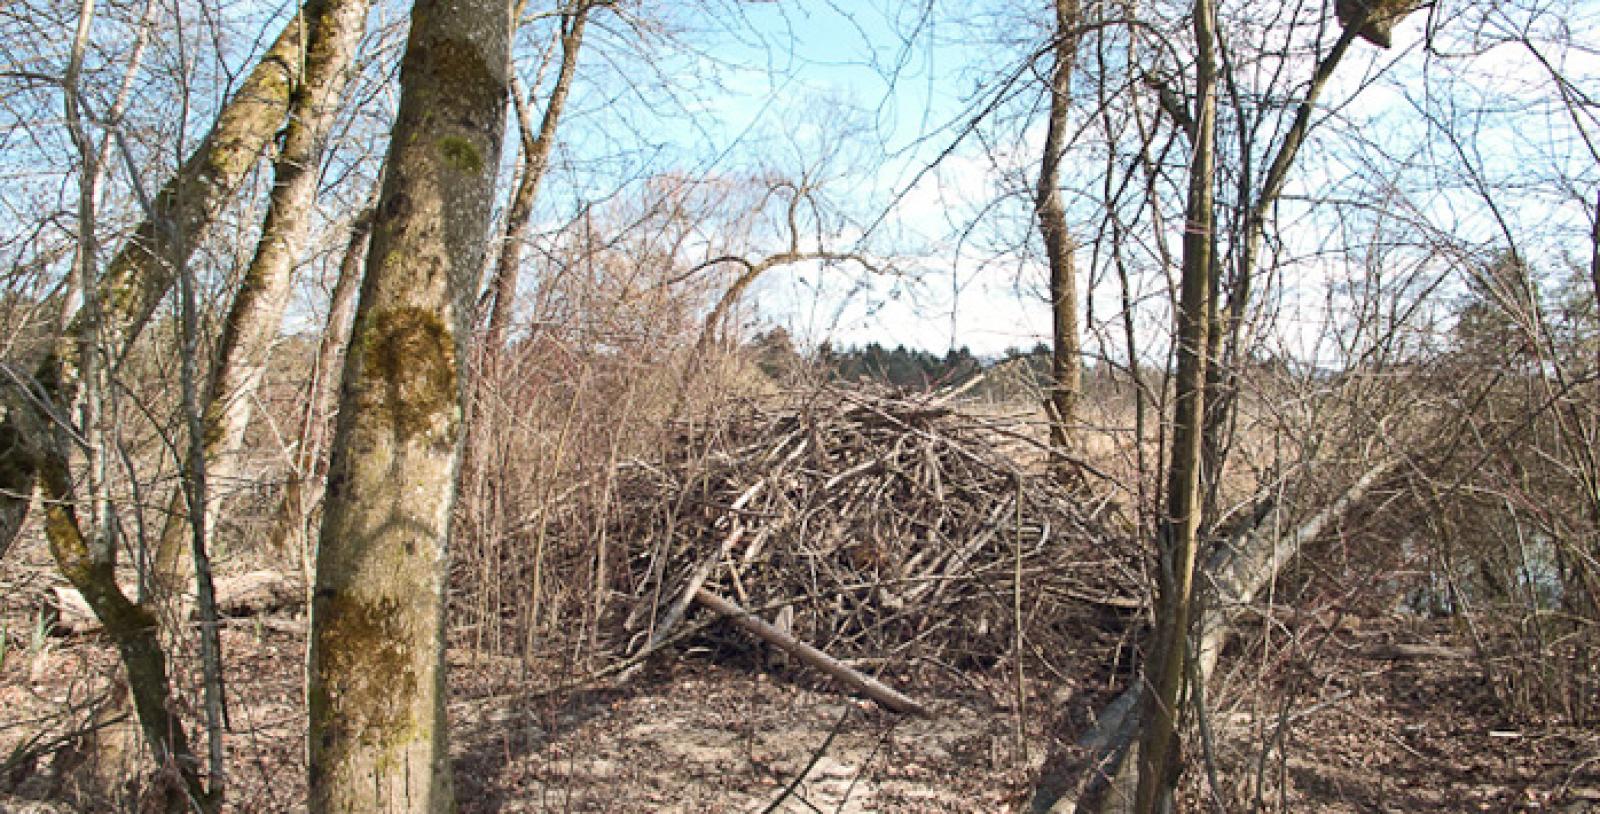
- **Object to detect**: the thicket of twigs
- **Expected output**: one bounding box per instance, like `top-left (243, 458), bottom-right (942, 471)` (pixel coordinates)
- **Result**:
top-left (601, 384), bottom-right (1145, 675)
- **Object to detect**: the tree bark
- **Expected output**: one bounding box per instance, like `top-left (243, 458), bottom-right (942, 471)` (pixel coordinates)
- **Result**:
top-left (1135, 0), bottom-right (1217, 808)
top-left (305, 0), bottom-right (510, 809)
top-left (0, 2), bottom-right (313, 555)
top-left (1038, 0), bottom-right (1083, 449)
top-left (263, 205), bottom-right (374, 558)
top-left (1033, 460), bottom-right (1397, 814)
top-left (150, 0), bottom-right (372, 637)
top-left (482, 2), bottom-right (590, 357)
top-left (0, 5), bottom-right (337, 806)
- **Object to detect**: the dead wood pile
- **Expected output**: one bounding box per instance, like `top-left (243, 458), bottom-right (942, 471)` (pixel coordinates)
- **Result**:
top-left (615, 385), bottom-right (1144, 673)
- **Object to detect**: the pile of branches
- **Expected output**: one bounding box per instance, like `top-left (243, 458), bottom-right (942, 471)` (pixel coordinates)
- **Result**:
top-left (612, 384), bottom-right (1145, 675)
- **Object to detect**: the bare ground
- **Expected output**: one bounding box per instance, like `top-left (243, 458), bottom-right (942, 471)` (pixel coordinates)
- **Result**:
top-left (2, 516), bottom-right (1596, 813)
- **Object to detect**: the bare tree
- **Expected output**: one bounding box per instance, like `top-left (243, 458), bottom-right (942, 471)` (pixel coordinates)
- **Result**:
top-left (0, 1), bottom-right (313, 555)
top-left (482, 0), bottom-right (599, 358)
top-left (1037, 0), bottom-right (1084, 448)
top-left (149, 0), bottom-right (372, 637)
top-left (0, 4), bottom-right (330, 806)
top-left (1133, 0), bottom-right (1218, 807)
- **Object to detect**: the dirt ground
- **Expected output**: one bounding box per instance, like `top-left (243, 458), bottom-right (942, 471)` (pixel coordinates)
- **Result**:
top-left (3, 554), bottom-right (1597, 813)
top-left (1, 622), bottom-right (1064, 813)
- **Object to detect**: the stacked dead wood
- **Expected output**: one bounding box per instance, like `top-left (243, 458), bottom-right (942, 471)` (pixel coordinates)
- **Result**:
top-left (612, 384), bottom-right (1143, 676)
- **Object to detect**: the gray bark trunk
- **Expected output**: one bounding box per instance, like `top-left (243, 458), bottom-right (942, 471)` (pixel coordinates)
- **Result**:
top-left (305, 0), bottom-right (510, 809)
top-left (482, 3), bottom-right (589, 356)
top-left (150, 0), bottom-right (372, 636)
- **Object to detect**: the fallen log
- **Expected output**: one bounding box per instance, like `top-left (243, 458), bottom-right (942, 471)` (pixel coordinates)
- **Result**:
top-left (49, 570), bottom-right (303, 635)
top-left (692, 587), bottom-right (929, 716)
top-left (1031, 458), bottom-right (1400, 814)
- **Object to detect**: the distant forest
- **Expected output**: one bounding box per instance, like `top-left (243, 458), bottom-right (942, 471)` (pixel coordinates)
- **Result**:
top-left (747, 328), bottom-right (1054, 391)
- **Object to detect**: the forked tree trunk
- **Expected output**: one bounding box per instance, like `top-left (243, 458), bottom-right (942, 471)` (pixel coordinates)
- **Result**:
top-left (305, 0), bottom-right (510, 809)
top-left (0, 6), bottom-right (329, 807)
top-left (150, 0), bottom-right (372, 636)
top-left (0, 1), bottom-right (312, 556)
top-left (1200, 19), bottom-right (1367, 498)
top-left (1038, 0), bottom-right (1082, 448)
top-left (1135, 0), bottom-right (1217, 808)
top-left (481, 1), bottom-right (590, 357)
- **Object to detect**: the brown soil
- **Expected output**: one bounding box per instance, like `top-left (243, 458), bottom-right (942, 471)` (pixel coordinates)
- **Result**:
top-left (4, 594), bottom-right (1596, 813)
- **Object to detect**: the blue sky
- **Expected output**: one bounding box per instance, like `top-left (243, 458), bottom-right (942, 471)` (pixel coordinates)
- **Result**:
top-left (8, 0), bottom-right (1597, 362)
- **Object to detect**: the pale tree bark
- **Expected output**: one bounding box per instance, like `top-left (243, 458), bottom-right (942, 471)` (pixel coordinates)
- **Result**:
top-left (306, 0), bottom-right (509, 809)
top-left (0, 5), bottom-right (325, 807)
top-left (0, 1), bottom-right (313, 554)
top-left (263, 205), bottom-right (374, 559)
top-left (1135, 0), bottom-right (1217, 807)
top-left (149, 0), bottom-right (373, 634)
top-left (1031, 460), bottom-right (1397, 814)
top-left (1037, 0), bottom-right (1083, 449)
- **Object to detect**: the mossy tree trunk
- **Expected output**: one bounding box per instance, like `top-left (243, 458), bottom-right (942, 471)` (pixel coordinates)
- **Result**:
top-left (0, 1), bottom-right (312, 555)
top-left (1038, 0), bottom-right (1083, 450)
top-left (306, 0), bottom-right (509, 809)
top-left (149, 0), bottom-right (373, 636)
top-left (1134, 0), bottom-right (1217, 808)
top-left (0, 5), bottom-right (329, 807)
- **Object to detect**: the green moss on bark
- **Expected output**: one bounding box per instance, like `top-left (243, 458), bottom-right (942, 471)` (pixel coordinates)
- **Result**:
top-left (310, 592), bottom-right (422, 746)
top-left (437, 137), bottom-right (483, 174)
top-left (359, 307), bottom-right (457, 443)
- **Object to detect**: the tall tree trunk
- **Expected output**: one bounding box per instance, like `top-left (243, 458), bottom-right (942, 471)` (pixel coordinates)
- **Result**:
top-left (1135, 0), bottom-right (1218, 808)
top-left (1037, 0), bottom-right (1082, 449)
top-left (0, 2), bottom-right (313, 554)
top-left (306, 0), bottom-right (510, 809)
top-left (263, 205), bottom-right (374, 559)
top-left (149, 0), bottom-right (373, 633)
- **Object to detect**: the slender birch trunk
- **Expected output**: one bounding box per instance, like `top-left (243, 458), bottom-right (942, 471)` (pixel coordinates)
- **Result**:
top-left (306, 0), bottom-right (509, 808)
